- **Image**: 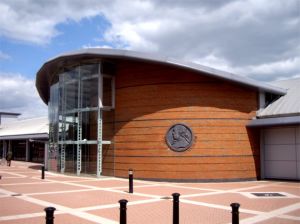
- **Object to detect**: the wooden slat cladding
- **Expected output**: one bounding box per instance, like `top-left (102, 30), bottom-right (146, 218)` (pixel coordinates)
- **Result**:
top-left (114, 156), bottom-right (257, 164)
top-left (116, 126), bottom-right (250, 135)
top-left (116, 119), bottom-right (251, 129)
top-left (115, 133), bottom-right (251, 142)
top-left (114, 170), bottom-right (257, 180)
top-left (114, 162), bottom-right (256, 172)
top-left (114, 140), bottom-right (258, 150)
top-left (111, 60), bottom-right (260, 181)
top-left (113, 148), bottom-right (258, 157)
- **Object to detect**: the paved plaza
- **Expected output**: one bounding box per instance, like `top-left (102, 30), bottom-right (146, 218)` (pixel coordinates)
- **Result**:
top-left (0, 161), bottom-right (299, 224)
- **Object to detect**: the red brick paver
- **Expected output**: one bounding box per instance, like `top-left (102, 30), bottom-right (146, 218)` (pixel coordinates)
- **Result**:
top-left (189, 192), bottom-right (300, 212)
top-left (0, 197), bottom-right (45, 216)
top-left (32, 189), bottom-right (151, 208)
top-left (1, 161), bottom-right (299, 224)
top-left (1, 182), bottom-right (88, 194)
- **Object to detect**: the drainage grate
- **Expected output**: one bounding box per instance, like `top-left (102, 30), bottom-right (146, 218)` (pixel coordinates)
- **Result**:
top-left (251, 192), bottom-right (286, 197)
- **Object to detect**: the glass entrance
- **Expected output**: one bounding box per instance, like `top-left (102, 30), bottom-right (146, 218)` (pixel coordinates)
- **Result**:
top-left (48, 62), bottom-right (115, 176)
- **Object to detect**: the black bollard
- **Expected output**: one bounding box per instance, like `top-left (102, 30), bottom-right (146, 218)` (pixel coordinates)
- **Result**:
top-left (230, 203), bottom-right (240, 224)
top-left (119, 199), bottom-right (128, 224)
top-left (41, 165), bottom-right (45, 179)
top-left (44, 207), bottom-right (56, 224)
top-left (172, 193), bottom-right (180, 224)
top-left (128, 169), bottom-right (133, 193)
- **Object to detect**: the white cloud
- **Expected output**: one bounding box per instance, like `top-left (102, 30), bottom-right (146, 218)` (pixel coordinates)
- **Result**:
top-left (246, 57), bottom-right (300, 77)
top-left (0, 51), bottom-right (10, 60)
top-left (0, 0), bottom-right (299, 81)
top-left (245, 57), bottom-right (300, 81)
top-left (193, 54), bottom-right (233, 73)
top-left (0, 73), bottom-right (48, 118)
top-left (193, 55), bottom-right (300, 81)
top-left (82, 44), bottom-right (113, 49)
top-left (0, 0), bottom-right (104, 44)
top-left (98, 0), bottom-right (299, 81)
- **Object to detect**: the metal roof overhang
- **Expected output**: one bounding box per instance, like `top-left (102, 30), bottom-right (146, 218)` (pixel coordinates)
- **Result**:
top-left (0, 112), bottom-right (21, 117)
top-left (0, 133), bottom-right (49, 140)
top-left (36, 48), bottom-right (287, 104)
top-left (247, 116), bottom-right (300, 128)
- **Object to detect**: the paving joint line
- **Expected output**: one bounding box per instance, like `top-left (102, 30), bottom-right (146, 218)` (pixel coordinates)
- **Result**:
top-left (25, 188), bottom-right (101, 196)
top-left (278, 214), bottom-right (300, 221)
top-left (77, 198), bottom-right (163, 212)
top-left (0, 210), bottom-right (65, 221)
top-left (240, 202), bottom-right (300, 224)
top-left (44, 177), bottom-right (161, 199)
top-left (0, 181), bottom-right (56, 186)
top-left (0, 186), bottom-right (118, 224)
top-left (180, 198), bottom-right (264, 215)
top-left (163, 184), bottom-right (223, 192)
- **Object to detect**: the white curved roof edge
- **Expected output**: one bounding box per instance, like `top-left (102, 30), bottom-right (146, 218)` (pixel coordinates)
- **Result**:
top-left (44, 48), bottom-right (286, 95)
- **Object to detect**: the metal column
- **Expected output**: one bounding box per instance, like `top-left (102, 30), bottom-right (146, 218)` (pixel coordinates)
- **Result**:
top-left (97, 109), bottom-right (103, 177)
top-left (60, 76), bottom-right (66, 173)
top-left (77, 70), bottom-right (82, 176)
top-left (97, 63), bottom-right (103, 177)
top-left (77, 115), bottom-right (82, 176)
top-left (25, 140), bottom-right (30, 162)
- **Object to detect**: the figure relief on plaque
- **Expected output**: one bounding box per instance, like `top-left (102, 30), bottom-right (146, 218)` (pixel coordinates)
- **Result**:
top-left (166, 124), bottom-right (193, 152)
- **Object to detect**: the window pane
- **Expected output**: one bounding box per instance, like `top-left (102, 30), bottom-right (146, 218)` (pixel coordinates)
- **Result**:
top-left (49, 83), bottom-right (59, 171)
top-left (103, 77), bottom-right (112, 107)
top-left (11, 140), bottom-right (26, 161)
top-left (81, 77), bottom-right (98, 108)
top-left (65, 114), bottom-right (78, 141)
top-left (81, 144), bottom-right (97, 174)
top-left (81, 64), bottom-right (99, 108)
top-left (59, 68), bottom-right (79, 111)
top-left (82, 111), bottom-right (97, 141)
top-left (64, 144), bottom-right (77, 173)
top-left (103, 110), bottom-right (114, 141)
top-left (65, 81), bottom-right (78, 111)
top-left (81, 64), bottom-right (99, 79)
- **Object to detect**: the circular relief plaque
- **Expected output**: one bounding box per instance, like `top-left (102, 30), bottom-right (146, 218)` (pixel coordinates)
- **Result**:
top-left (166, 123), bottom-right (194, 152)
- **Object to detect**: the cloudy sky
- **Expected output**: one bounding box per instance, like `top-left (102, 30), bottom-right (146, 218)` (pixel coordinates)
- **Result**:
top-left (0, 0), bottom-right (299, 119)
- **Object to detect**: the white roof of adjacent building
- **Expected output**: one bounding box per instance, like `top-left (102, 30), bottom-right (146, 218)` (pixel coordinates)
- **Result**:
top-left (0, 117), bottom-right (49, 140)
top-left (258, 78), bottom-right (300, 118)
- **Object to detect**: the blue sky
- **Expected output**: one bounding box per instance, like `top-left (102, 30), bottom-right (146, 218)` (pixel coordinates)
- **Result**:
top-left (0, 15), bottom-right (111, 78)
top-left (0, 0), bottom-right (299, 119)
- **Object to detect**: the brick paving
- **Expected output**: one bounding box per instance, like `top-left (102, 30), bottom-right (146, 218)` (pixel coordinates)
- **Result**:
top-left (0, 161), bottom-right (299, 224)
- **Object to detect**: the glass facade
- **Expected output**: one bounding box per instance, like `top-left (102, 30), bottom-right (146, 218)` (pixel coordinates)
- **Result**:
top-left (48, 62), bottom-right (114, 176)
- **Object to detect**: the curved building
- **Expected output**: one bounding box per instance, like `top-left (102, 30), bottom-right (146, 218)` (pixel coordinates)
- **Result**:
top-left (36, 48), bottom-right (286, 181)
